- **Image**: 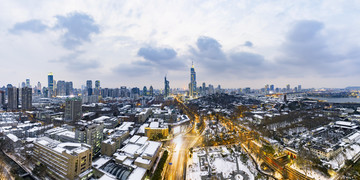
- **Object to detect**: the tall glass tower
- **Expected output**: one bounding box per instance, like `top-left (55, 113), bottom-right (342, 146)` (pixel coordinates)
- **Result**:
top-left (48, 72), bottom-right (54, 97)
top-left (189, 62), bottom-right (197, 97)
top-left (164, 76), bottom-right (170, 97)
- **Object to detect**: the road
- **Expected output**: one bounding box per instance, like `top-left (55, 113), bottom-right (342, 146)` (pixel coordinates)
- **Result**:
top-left (164, 128), bottom-right (202, 180)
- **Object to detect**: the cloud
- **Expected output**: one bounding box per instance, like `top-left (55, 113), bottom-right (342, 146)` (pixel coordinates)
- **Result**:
top-left (9, 19), bottom-right (48, 34)
top-left (192, 36), bottom-right (226, 60)
top-left (51, 51), bottom-right (101, 71)
top-left (244, 41), bottom-right (253, 47)
top-left (113, 61), bottom-right (153, 77)
top-left (54, 12), bottom-right (100, 49)
top-left (190, 36), bottom-right (271, 78)
top-left (113, 45), bottom-right (185, 77)
top-left (137, 46), bottom-right (177, 61)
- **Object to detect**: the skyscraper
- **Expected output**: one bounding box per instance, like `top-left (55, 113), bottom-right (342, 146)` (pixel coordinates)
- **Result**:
top-left (120, 86), bottom-right (127, 97)
top-left (164, 76), bottom-right (170, 97)
top-left (270, 84), bottom-right (275, 91)
top-left (37, 81), bottom-right (41, 91)
top-left (143, 86), bottom-right (147, 96)
top-left (25, 79), bottom-right (30, 88)
top-left (149, 86), bottom-right (154, 96)
top-left (21, 87), bottom-right (32, 110)
top-left (7, 86), bottom-right (19, 110)
top-left (286, 84), bottom-right (291, 92)
top-left (86, 80), bottom-right (92, 96)
top-left (95, 80), bottom-right (100, 96)
top-left (189, 63), bottom-right (197, 97)
top-left (48, 72), bottom-right (54, 97)
top-left (65, 97), bottom-right (82, 122)
top-left (65, 81), bottom-right (73, 96)
top-left (56, 80), bottom-right (66, 96)
top-left (0, 90), bottom-right (5, 107)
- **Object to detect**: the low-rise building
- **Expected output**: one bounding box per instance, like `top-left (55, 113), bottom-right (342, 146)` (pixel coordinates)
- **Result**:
top-left (33, 137), bottom-right (92, 180)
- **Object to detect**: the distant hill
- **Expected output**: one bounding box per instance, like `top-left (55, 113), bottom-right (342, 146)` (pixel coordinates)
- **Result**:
top-left (345, 86), bottom-right (360, 90)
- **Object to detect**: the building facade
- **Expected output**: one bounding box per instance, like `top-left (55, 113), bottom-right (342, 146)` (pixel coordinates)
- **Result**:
top-left (33, 137), bottom-right (92, 180)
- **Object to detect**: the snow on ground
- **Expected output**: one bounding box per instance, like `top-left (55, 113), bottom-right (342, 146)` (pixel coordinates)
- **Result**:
top-left (187, 145), bottom-right (256, 179)
top-left (212, 158), bottom-right (236, 177)
top-left (289, 163), bottom-right (329, 180)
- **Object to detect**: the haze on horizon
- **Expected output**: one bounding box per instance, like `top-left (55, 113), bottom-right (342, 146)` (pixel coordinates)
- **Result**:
top-left (0, 0), bottom-right (359, 89)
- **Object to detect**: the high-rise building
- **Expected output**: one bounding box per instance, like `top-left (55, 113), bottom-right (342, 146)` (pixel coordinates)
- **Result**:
top-left (189, 63), bottom-right (197, 97)
top-left (42, 87), bottom-right (48, 98)
top-left (86, 80), bottom-right (92, 96)
top-left (202, 82), bottom-right (206, 95)
top-left (94, 80), bottom-right (100, 96)
top-left (265, 84), bottom-right (269, 93)
top-left (286, 84), bottom-right (291, 92)
top-left (120, 86), bottom-right (127, 97)
top-left (37, 82), bottom-right (41, 91)
top-left (21, 87), bottom-right (32, 110)
top-left (65, 97), bottom-right (82, 122)
top-left (26, 79), bottom-right (30, 88)
top-left (57, 80), bottom-right (66, 96)
top-left (0, 90), bottom-right (5, 107)
top-left (143, 86), bottom-right (147, 96)
top-left (270, 84), bottom-right (275, 91)
top-left (75, 123), bottom-right (104, 156)
top-left (33, 137), bottom-right (92, 180)
top-left (48, 72), bottom-right (54, 97)
top-left (21, 82), bottom-right (26, 88)
top-left (298, 85), bottom-right (302, 91)
top-left (7, 86), bottom-right (19, 110)
top-left (95, 80), bottom-right (100, 89)
top-left (65, 81), bottom-right (73, 96)
top-left (149, 86), bottom-right (154, 96)
top-left (164, 76), bottom-right (170, 97)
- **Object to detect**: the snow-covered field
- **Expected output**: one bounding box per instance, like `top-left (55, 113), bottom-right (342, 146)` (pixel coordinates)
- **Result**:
top-left (186, 145), bottom-right (257, 180)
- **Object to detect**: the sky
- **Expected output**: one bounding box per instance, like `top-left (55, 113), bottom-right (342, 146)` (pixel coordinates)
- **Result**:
top-left (0, 0), bottom-right (360, 89)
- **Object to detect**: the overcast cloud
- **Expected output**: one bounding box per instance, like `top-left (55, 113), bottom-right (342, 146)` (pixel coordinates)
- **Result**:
top-left (1, 0), bottom-right (360, 89)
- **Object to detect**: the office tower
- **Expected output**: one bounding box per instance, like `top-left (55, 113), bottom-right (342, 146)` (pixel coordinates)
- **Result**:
top-left (208, 84), bottom-right (214, 94)
top-left (216, 85), bottom-right (221, 93)
top-left (65, 81), bottom-right (73, 96)
top-left (33, 137), bottom-right (92, 180)
top-left (42, 87), bottom-right (48, 98)
top-left (164, 76), bottom-right (170, 97)
top-left (0, 90), bottom-right (5, 106)
top-left (149, 86), bottom-right (154, 96)
top-left (26, 79), bottom-right (30, 88)
top-left (75, 123), bottom-right (104, 156)
top-left (21, 82), bottom-right (26, 88)
top-left (37, 82), bottom-right (41, 91)
top-left (86, 80), bottom-right (92, 96)
top-left (202, 82), bottom-right (206, 95)
top-left (189, 62), bottom-right (197, 97)
top-left (94, 80), bottom-right (100, 96)
top-left (270, 84), bottom-right (274, 91)
top-left (53, 80), bottom-right (57, 96)
top-left (244, 87), bottom-right (251, 94)
top-left (143, 86), bottom-right (147, 96)
top-left (48, 72), bottom-right (54, 97)
top-left (120, 86), bottom-right (127, 97)
top-left (7, 86), bottom-right (19, 110)
top-left (286, 84), bottom-right (290, 92)
top-left (298, 85), bottom-right (302, 91)
top-left (21, 87), bottom-right (32, 110)
top-left (65, 97), bottom-right (82, 122)
top-left (114, 88), bottom-right (120, 97)
top-left (56, 80), bottom-right (66, 96)
top-left (265, 84), bottom-right (269, 93)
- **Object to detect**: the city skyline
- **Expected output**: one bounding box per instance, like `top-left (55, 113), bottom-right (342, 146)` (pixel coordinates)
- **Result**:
top-left (1, 1), bottom-right (360, 89)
